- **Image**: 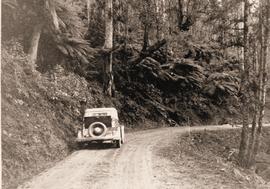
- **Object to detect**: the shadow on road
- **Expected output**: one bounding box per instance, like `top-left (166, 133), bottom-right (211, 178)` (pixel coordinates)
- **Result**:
top-left (77, 142), bottom-right (116, 150)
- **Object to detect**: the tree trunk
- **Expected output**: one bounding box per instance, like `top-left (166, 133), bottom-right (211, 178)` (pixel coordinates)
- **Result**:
top-left (123, 1), bottom-right (129, 63)
top-left (142, 0), bottom-right (151, 52)
top-left (177, 0), bottom-right (184, 30)
top-left (86, 0), bottom-right (93, 25)
top-left (255, 75), bottom-right (267, 155)
top-left (238, 0), bottom-right (250, 167)
top-left (168, 0), bottom-right (173, 35)
top-left (103, 0), bottom-right (114, 97)
top-left (155, 0), bottom-right (160, 40)
top-left (46, 0), bottom-right (60, 32)
top-left (254, 0), bottom-right (269, 157)
top-left (154, 0), bottom-right (165, 41)
top-left (87, 0), bottom-right (90, 25)
top-left (142, 24), bottom-right (150, 52)
top-left (247, 0), bottom-right (264, 166)
top-left (247, 92), bottom-right (258, 166)
top-left (28, 24), bottom-right (43, 65)
top-left (161, 0), bottom-right (165, 38)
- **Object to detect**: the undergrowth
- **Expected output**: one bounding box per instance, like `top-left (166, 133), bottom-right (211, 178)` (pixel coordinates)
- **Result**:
top-left (1, 40), bottom-right (106, 189)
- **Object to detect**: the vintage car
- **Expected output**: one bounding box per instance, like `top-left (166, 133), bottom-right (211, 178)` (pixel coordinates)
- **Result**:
top-left (76, 107), bottom-right (124, 148)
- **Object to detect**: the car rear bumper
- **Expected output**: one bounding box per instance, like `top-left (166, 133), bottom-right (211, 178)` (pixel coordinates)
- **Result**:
top-left (75, 136), bottom-right (119, 143)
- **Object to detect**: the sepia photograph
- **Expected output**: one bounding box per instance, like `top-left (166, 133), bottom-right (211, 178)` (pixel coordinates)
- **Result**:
top-left (1, 0), bottom-right (270, 188)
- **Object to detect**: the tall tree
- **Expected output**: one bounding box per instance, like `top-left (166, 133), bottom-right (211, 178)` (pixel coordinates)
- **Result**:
top-left (154, 0), bottom-right (165, 40)
top-left (238, 0), bottom-right (250, 167)
top-left (103, 0), bottom-right (114, 97)
top-left (28, 0), bottom-right (60, 64)
top-left (253, 0), bottom-right (270, 158)
top-left (141, 0), bottom-right (152, 52)
top-left (3, 0), bottom-right (93, 68)
top-left (246, 0), bottom-right (264, 166)
top-left (86, 0), bottom-right (94, 25)
top-left (244, 0), bottom-right (270, 167)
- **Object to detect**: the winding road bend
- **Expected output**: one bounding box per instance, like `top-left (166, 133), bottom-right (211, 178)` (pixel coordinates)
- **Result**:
top-left (18, 125), bottom-right (241, 189)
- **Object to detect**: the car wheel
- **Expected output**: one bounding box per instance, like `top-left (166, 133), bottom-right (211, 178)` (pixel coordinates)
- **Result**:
top-left (116, 139), bottom-right (121, 148)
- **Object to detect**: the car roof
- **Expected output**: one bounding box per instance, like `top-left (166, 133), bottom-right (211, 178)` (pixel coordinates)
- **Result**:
top-left (84, 107), bottom-right (118, 119)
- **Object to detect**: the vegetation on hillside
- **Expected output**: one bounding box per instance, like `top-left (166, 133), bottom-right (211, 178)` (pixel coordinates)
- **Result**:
top-left (1, 40), bottom-right (107, 189)
top-left (159, 128), bottom-right (270, 186)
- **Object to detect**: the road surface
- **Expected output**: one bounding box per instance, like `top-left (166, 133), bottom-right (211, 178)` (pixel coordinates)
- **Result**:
top-left (18, 125), bottom-right (239, 189)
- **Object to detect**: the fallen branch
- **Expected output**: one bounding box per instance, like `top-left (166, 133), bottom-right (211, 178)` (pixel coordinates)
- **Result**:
top-left (128, 39), bottom-right (167, 64)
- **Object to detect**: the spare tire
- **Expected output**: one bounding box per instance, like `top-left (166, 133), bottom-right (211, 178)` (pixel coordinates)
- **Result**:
top-left (88, 122), bottom-right (107, 137)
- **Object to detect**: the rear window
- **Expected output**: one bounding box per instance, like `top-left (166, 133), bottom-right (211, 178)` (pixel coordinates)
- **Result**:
top-left (84, 116), bottom-right (112, 128)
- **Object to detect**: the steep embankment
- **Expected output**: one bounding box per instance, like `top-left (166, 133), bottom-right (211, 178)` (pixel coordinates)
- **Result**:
top-left (1, 41), bottom-right (107, 189)
top-left (159, 127), bottom-right (270, 187)
top-left (111, 41), bottom-right (241, 126)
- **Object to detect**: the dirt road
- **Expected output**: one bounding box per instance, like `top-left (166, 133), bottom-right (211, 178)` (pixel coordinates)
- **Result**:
top-left (18, 125), bottom-right (237, 189)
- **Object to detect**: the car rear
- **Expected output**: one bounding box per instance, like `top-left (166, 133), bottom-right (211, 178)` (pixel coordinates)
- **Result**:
top-left (76, 116), bottom-right (121, 142)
